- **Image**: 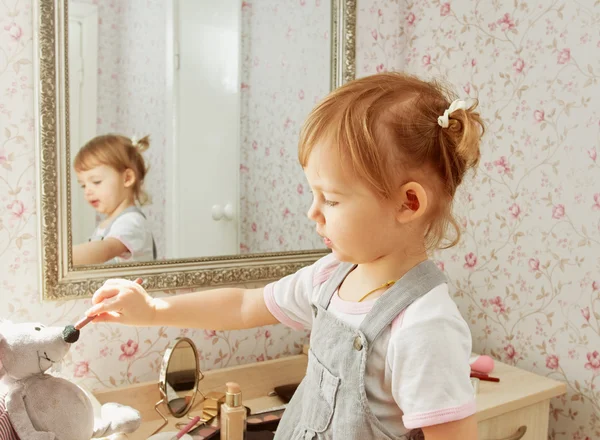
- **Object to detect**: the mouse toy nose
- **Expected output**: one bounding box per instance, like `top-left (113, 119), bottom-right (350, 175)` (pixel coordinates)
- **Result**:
top-left (63, 325), bottom-right (80, 343)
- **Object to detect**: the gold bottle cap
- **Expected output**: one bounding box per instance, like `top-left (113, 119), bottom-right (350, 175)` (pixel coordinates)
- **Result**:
top-left (225, 382), bottom-right (242, 407)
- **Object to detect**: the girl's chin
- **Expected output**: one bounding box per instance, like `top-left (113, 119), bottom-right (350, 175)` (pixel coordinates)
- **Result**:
top-left (330, 249), bottom-right (348, 261)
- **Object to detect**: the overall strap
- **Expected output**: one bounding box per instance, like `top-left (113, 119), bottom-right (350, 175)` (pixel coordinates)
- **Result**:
top-left (359, 260), bottom-right (447, 348)
top-left (316, 262), bottom-right (356, 309)
top-left (97, 206), bottom-right (157, 259)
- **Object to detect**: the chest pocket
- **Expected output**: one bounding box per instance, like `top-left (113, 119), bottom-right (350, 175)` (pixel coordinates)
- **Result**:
top-left (300, 349), bottom-right (340, 433)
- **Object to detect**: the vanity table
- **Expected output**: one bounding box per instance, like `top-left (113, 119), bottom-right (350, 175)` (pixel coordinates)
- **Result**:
top-left (93, 350), bottom-right (566, 440)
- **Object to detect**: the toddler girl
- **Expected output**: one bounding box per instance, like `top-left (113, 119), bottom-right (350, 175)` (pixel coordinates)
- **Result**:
top-left (87, 72), bottom-right (484, 439)
top-left (73, 134), bottom-right (156, 265)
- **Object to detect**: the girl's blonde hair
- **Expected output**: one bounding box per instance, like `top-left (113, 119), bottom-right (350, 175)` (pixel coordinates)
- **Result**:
top-left (298, 72), bottom-right (485, 250)
top-left (74, 134), bottom-right (151, 205)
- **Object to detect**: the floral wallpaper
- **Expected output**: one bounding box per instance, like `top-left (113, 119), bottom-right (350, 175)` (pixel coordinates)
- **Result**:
top-left (355, 0), bottom-right (599, 438)
top-left (0, 0), bottom-right (309, 391)
top-left (0, 0), bottom-right (598, 439)
top-left (238, 0), bottom-right (330, 253)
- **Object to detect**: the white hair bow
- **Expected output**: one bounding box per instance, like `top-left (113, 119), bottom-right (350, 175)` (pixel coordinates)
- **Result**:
top-left (130, 135), bottom-right (138, 147)
top-left (437, 99), bottom-right (467, 128)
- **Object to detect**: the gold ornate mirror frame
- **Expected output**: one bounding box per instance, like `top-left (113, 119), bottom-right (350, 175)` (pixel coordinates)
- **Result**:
top-left (33, 0), bottom-right (356, 300)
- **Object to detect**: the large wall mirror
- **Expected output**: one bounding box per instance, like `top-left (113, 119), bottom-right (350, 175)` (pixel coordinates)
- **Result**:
top-left (34, 0), bottom-right (356, 299)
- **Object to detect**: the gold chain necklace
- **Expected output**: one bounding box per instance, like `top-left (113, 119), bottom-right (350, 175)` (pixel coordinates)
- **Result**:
top-left (357, 280), bottom-right (396, 302)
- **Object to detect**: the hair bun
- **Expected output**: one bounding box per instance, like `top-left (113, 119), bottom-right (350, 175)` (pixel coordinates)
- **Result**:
top-left (131, 135), bottom-right (151, 153)
top-left (445, 102), bottom-right (483, 169)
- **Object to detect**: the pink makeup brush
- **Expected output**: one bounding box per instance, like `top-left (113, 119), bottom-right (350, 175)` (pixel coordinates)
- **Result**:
top-left (63, 278), bottom-right (144, 343)
top-left (170, 416), bottom-right (201, 440)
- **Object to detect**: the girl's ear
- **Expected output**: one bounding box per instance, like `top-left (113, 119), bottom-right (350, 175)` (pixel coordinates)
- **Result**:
top-left (395, 182), bottom-right (428, 224)
top-left (123, 169), bottom-right (136, 188)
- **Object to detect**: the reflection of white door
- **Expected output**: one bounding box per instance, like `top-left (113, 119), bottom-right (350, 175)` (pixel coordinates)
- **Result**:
top-left (68, 3), bottom-right (98, 247)
top-left (166, 0), bottom-right (241, 258)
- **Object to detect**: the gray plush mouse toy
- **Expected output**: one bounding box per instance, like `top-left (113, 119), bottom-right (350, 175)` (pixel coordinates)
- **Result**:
top-left (0, 321), bottom-right (142, 440)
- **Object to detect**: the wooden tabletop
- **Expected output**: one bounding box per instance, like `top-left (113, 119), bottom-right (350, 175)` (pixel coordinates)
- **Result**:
top-left (473, 357), bottom-right (566, 421)
top-left (93, 352), bottom-right (566, 438)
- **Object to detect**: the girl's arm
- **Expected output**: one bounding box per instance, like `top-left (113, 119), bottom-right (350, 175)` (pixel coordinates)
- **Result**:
top-left (87, 279), bottom-right (280, 330)
top-left (422, 415), bottom-right (478, 440)
top-left (72, 238), bottom-right (128, 265)
top-left (152, 287), bottom-right (280, 329)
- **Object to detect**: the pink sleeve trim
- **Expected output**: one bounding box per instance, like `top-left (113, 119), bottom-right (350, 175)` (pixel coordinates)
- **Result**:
top-left (312, 254), bottom-right (340, 287)
top-left (402, 400), bottom-right (476, 429)
top-left (106, 235), bottom-right (133, 259)
top-left (263, 283), bottom-right (305, 330)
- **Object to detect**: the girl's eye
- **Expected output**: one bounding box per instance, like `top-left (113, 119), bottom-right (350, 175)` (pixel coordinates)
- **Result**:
top-left (93, 181), bottom-right (101, 185)
top-left (324, 199), bottom-right (338, 207)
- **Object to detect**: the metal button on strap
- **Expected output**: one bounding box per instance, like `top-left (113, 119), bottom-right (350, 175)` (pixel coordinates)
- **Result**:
top-left (353, 335), bottom-right (363, 351)
top-left (312, 306), bottom-right (318, 318)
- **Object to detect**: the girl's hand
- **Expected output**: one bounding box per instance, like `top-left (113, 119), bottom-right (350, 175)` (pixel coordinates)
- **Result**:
top-left (86, 278), bottom-right (157, 326)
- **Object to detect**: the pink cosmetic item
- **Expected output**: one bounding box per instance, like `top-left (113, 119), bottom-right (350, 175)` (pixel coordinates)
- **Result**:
top-left (148, 433), bottom-right (192, 440)
top-left (469, 354), bottom-right (495, 374)
top-left (170, 416), bottom-right (201, 439)
top-left (74, 315), bottom-right (97, 330)
top-left (470, 371), bottom-right (500, 383)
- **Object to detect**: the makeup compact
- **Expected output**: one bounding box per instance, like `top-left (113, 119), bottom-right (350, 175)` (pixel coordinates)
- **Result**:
top-left (246, 408), bottom-right (285, 432)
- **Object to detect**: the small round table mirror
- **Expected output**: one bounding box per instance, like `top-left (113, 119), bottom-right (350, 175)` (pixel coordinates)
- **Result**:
top-left (153, 337), bottom-right (204, 435)
top-left (165, 338), bottom-right (198, 416)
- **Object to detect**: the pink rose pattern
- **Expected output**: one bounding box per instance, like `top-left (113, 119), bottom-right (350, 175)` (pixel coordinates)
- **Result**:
top-left (239, 0), bottom-right (330, 253)
top-left (1, 2), bottom-right (599, 438)
top-left (0, 0), bottom-right (311, 390)
top-left (356, 2), bottom-right (598, 438)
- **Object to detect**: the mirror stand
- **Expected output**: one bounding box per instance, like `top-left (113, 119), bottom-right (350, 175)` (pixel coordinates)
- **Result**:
top-left (152, 389), bottom-right (208, 435)
top-left (152, 397), bottom-right (169, 436)
top-left (153, 337), bottom-right (204, 435)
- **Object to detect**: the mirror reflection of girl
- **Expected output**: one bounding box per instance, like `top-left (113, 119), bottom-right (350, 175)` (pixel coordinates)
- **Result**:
top-left (86, 73), bottom-right (484, 440)
top-left (73, 134), bottom-right (156, 265)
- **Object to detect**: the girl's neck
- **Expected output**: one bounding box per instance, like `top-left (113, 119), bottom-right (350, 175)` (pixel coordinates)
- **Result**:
top-left (101, 197), bottom-right (136, 227)
top-left (355, 248), bottom-right (429, 284)
top-left (340, 245), bottom-right (429, 302)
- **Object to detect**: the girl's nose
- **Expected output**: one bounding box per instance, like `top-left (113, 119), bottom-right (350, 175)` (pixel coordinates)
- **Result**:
top-left (307, 202), bottom-right (324, 224)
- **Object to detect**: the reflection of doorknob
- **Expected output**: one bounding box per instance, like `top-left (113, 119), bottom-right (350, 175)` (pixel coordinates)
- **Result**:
top-left (212, 203), bottom-right (234, 221)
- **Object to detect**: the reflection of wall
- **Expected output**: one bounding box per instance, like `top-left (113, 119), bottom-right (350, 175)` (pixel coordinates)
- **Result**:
top-left (166, 0), bottom-right (241, 259)
top-left (3, 2), bottom-right (598, 438)
top-left (238, 1), bottom-right (330, 254)
top-left (167, 343), bottom-right (195, 374)
top-left (72, 0), bottom-right (167, 258)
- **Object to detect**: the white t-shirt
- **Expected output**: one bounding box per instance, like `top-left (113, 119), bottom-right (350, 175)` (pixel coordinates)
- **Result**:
top-left (90, 211), bottom-right (154, 264)
top-left (264, 254), bottom-right (475, 436)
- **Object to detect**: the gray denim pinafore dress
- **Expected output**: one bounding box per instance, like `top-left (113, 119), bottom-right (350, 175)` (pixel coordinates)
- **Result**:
top-left (274, 260), bottom-right (447, 440)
